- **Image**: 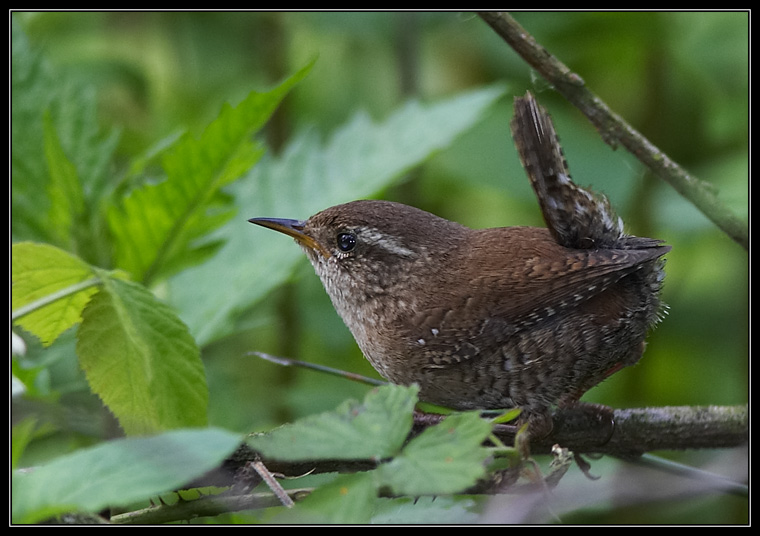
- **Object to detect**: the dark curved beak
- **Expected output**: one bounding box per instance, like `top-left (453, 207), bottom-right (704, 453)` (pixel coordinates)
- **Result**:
top-left (248, 217), bottom-right (331, 258)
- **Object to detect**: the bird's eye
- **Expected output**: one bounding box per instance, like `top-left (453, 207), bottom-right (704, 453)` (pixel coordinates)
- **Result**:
top-left (336, 232), bottom-right (357, 252)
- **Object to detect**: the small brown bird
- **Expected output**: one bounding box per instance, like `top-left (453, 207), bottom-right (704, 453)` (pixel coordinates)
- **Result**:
top-left (250, 92), bottom-right (670, 437)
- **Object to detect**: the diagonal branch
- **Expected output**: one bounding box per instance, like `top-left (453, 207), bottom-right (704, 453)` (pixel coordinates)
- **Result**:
top-left (478, 12), bottom-right (748, 250)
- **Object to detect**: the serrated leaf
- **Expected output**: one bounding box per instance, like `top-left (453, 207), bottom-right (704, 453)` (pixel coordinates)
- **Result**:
top-left (11, 427), bottom-right (241, 524)
top-left (11, 242), bottom-right (100, 346)
top-left (371, 495), bottom-right (482, 524)
top-left (295, 472), bottom-right (377, 524)
top-left (11, 19), bottom-right (119, 263)
top-left (109, 61), bottom-right (313, 285)
top-left (376, 412), bottom-right (492, 496)
top-left (170, 84), bottom-right (506, 344)
top-left (248, 384), bottom-right (417, 461)
top-left (76, 276), bottom-right (207, 435)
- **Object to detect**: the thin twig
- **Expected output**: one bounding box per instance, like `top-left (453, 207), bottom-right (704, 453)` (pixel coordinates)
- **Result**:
top-left (478, 12), bottom-right (748, 250)
top-left (109, 489), bottom-right (312, 524)
top-left (249, 352), bottom-right (386, 386)
top-left (635, 453), bottom-right (748, 497)
top-left (248, 460), bottom-right (294, 508)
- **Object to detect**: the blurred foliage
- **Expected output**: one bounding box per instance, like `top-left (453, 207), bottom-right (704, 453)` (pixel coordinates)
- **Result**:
top-left (11, 11), bottom-right (747, 524)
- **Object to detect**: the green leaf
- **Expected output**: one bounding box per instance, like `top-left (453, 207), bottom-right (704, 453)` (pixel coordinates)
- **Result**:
top-left (11, 18), bottom-right (119, 264)
top-left (11, 18), bottom-right (60, 244)
top-left (108, 61), bottom-right (314, 285)
top-left (375, 412), bottom-right (492, 496)
top-left (76, 275), bottom-right (208, 435)
top-left (248, 384), bottom-right (417, 461)
top-left (11, 418), bottom-right (38, 470)
top-left (295, 472), bottom-right (378, 524)
top-left (491, 407), bottom-right (522, 424)
top-left (170, 83), bottom-right (507, 344)
top-left (43, 111), bottom-right (85, 250)
top-left (11, 242), bottom-right (100, 346)
top-left (371, 495), bottom-right (483, 524)
top-left (11, 427), bottom-right (242, 524)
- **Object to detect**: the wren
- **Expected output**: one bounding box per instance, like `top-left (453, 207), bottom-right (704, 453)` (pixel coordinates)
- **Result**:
top-left (249, 92), bottom-right (670, 437)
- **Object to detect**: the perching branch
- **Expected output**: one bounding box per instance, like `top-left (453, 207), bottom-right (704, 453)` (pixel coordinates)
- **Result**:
top-left (246, 354), bottom-right (748, 460)
top-left (478, 12), bottom-right (748, 250)
top-left (203, 404), bottom-right (747, 485)
top-left (103, 403), bottom-right (745, 523)
top-left (517, 404), bottom-right (749, 457)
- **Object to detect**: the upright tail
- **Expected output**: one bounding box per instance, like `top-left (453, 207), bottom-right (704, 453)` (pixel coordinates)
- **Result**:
top-left (511, 92), bottom-right (627, 250)
top-left (511, 91), bottom-right (671, 330)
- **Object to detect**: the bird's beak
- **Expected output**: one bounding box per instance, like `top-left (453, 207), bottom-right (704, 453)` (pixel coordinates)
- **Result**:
top-left (248, 217), bottom-right (331, 258)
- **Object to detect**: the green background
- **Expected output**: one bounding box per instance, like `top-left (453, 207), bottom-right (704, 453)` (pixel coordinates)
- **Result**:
top-left (12, 11), bottom-right (748, 524)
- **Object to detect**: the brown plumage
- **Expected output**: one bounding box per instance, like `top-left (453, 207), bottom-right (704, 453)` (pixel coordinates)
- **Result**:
top-left (250, 92), bottom-right (670, 437)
